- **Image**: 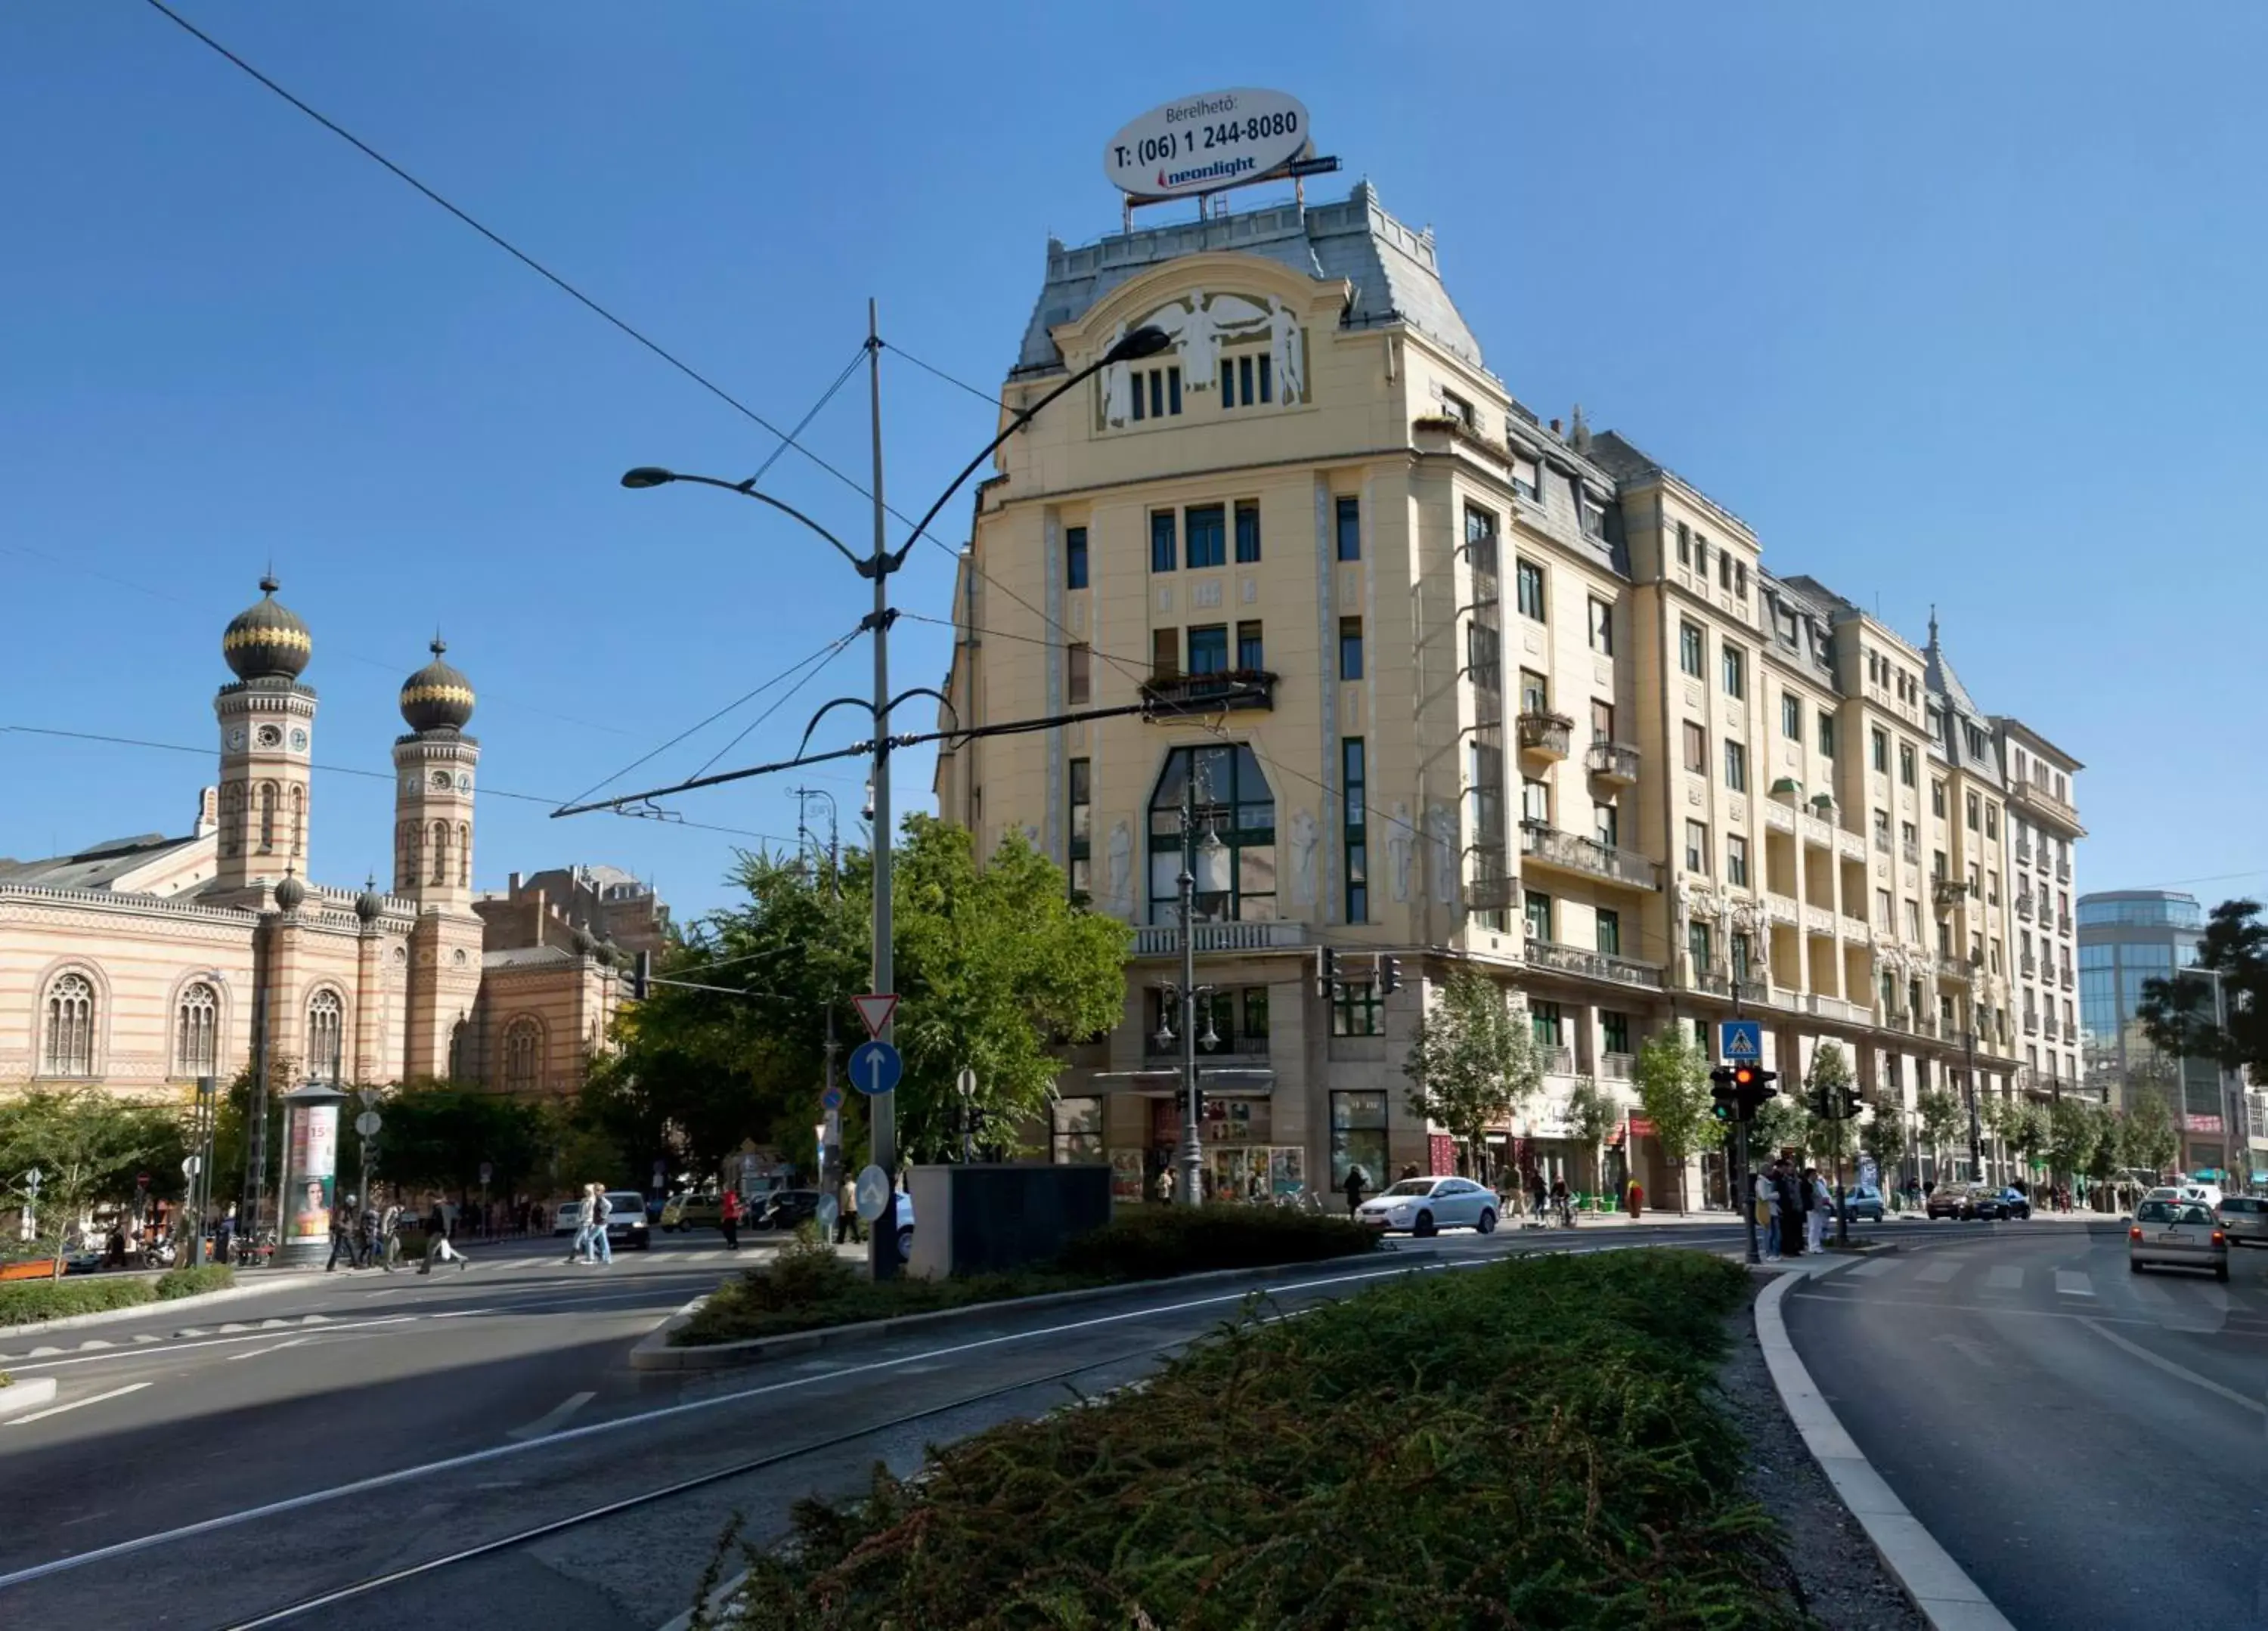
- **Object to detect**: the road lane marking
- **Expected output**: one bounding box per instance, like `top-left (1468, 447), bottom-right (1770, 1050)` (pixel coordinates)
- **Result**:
top-left (427, 1308), bottom-right (500, 1320)
top-left (1849, 1258), bottom-right (1897, 1277)
top-left (226, 1338), bottom-right (315, 1362)
top-left (1984, 1265), bottom-right (2022, 1291)
top-left (1916, 1258), bottom-right (1963, 1283)
top-left (0, 1315), bottom-right (420, 1374)
top-left (507, 1391), bottom-right (596, 1441)
top-left (2125, 1275), bottom-right (2171, 1304)
top-left (2078, 1317), bottom-right (2266, 1417)
top-left (2055, 1270), bottom-right (2094, 1298)
top-left (5, 1382), bottom-right (150, 1426)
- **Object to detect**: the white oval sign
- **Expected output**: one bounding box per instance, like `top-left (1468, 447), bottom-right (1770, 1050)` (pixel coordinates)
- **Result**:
top-left (1105, 88), bottom-right (1309, 200)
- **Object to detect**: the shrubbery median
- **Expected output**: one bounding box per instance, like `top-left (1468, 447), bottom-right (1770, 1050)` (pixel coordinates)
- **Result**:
top-left (698, 1249), bottom-right (1802, 1629)
top-left (674, 1205), bottom-right (1378, 1348)
top-left (0, 1262), bottom-right (237, 1326)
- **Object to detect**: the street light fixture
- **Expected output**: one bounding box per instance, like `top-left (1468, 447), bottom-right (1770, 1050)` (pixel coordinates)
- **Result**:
top-left (615, 316), bottom-right (1170, 1274)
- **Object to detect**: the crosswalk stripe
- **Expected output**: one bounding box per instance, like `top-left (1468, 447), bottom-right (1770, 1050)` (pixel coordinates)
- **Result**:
top-left (2126, 1275), bottom-right (2172, 1304)
top-left (2055, 1269), bottom-right (2094, 1297)
top-left (1916, 1258), bottom-right (1963, 1283)
top-left (1849, 1258), bottom-right (1897, 1277)
top-left (1985, 1264), bottom-right (2023, 1290)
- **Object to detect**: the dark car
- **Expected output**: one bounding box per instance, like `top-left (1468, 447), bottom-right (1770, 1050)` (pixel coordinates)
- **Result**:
top-left (1980, 1187), bottom-right (2031, 1221)
top-left (757, 1189), bottom-right (821, 1230)
top-left (1926, 1184), bottom-right (1978, 1221)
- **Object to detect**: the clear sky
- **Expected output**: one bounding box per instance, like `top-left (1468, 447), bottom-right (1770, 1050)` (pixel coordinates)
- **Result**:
top-left (2, 2), bottom-right (2260, 924)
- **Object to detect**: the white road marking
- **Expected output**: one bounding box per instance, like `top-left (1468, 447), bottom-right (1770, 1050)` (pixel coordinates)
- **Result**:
top-left (2125, 1275), bottom-right (2171, 1304)
top-left (1848, 1258), bottom-right (1897, 1277)
top-left (1984, 1264), bottom-right (2023, 1291)
top-left (1916, 1258), bottom-right (1963, 1283)
top-left (0, 1254), bottom-right (1445, 1591)
top-left (427, 1308), bottom-right (500, 1320)
top-left (2055, 1269), bottom-right (2094, 1298)
top-left (226, 1337), bottom-right (315, 1362)
top-left (2079, 1317), bottom-right (2266, 1417)
top-left (5, 1382), bottom-right (150, 1426)
top-left (507, 1390), bottom-right (596, 1441)
top-left (0, 1314), bottom-right (420, 1375)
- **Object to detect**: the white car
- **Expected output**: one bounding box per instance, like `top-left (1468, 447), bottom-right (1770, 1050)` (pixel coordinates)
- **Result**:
top-left (2177, 1182), bottom-right (2225, 1212)
top-left (1355, 1177), bottom-right (1498, 1236)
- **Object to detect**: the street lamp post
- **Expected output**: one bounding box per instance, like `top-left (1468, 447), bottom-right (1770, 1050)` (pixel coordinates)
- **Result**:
top-left (1145, 773), bottom-right (1219, 1207)
top-left (1963, 1029), bottom-right (1984, 1184)
top-left (618, 315), bottom-right (1169, 1277)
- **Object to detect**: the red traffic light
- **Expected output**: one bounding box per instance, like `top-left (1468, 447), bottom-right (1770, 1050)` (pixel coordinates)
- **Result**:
top-left (1732, 1066), bottom-right (1756, 1088)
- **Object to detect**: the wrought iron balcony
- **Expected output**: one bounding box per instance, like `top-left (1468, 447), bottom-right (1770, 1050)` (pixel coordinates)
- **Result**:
top-left (1467, 871), bottom-right (1517, 912)
top-left (2008, 772), bottom-right (2083, 834)
top-left (1694, 968), bottom-right (1771, 1004)
top-left (2043, 1013), bottom-right (2060, 1040)
top-left (1584, 739), bottom-right (1641, 785)
top-left (1526, 939), bottom-right (1666, 990)
top-left (2058, 911), bottom-right (2073, 936)
top-left (1517, 710), bottom-right (1573, 760)
top-left (1932, 878), bottom-right (1969, 911)
top-left (2020, 952), bottom-right (2037, 978)
top-left (2056, 857), bottom-right (2071, 882)
top-left (1140, 668), bottom-right (1276, 718)
top-left (2015, 892), bottom-right (2035, 920)
top-left (2015, 839), bottom-right (2033, 864)
top-left (2024, 1010), bottom-right (2040, 1035)
top-left (2060, 965), bottom-right (2074, 990)
top-left (1519, 820), bottom-right (1662, 890)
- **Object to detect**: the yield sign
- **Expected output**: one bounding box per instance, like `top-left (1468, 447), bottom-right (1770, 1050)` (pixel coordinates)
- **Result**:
top-left (852, 992), bottom-right (898, 1040)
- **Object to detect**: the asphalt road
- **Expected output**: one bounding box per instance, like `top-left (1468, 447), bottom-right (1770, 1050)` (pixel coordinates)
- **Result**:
top-left (0, 1215), bottom-right (1763, 1630)
top-left (1784, 1221), bottom-right (2268, 1629)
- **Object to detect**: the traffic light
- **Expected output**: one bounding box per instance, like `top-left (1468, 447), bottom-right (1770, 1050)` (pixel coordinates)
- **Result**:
top-left (1732, 1064), bottom-right (1779, 1118)
top-left (1176, 1084), bottom-right (1207, 1124)
top-left (631, 950), bottom-right (652, 1001)
top-left (1839, 1085), bottom-right (1864, 1121)
top-left (1709, 1066), bottom-right (1737, 1122)
top-left (1377, 954), bottom-right (1403, 995)
top-left (1807, 1082), bottom-right (1830, 1119)
top-left (1315, 947), bottom-right (1340, 998)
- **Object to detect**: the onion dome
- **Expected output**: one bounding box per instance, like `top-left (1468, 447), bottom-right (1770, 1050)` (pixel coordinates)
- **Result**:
top-left (274, 869), bottom-right (307, 911)
top-left (222, 575), bottom-right (313, 680)
top-left (355, 874), bottom-right (384, 924)
top-left (399, 636), bottom-right (476, 732)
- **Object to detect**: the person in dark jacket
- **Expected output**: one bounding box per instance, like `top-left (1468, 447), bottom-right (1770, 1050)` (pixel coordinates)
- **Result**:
top-left (1774, 1163), bottom-right (1805, 1256)
top-left (1343, 1165), bottom-right (1368, 1218)
top-left (326, 1193), bottom-right (362, 1271)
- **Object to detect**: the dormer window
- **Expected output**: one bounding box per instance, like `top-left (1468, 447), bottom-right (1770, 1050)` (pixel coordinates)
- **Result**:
top-left (1441, 390), bottom-right (1473, 426)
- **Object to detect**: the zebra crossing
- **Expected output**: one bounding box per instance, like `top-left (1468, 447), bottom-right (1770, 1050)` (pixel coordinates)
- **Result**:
top-left (1815, 1247), bottom-right (2266, 1329)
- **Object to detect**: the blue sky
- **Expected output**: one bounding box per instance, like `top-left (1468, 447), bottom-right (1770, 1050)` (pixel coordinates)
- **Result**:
top-left (2, 2), bottom-right (2260, 924)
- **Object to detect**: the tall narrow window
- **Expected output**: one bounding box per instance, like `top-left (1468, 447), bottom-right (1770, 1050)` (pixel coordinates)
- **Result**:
top-left (457, 822), bottom-right (470, 888)
top-left (1067, 757), bottom-right (1091, 902)
top-left (1683, 721), bottom-right (1707, 773)
top-left (1900, 742), bottom-right (1917, 787)
top-left (1065, 525), bottom-right (1088, 590)
top-left (430, 819), bottom-right (450, 886)
top-left (1150, 511), bottom-right (1177, 573)
top-left (1727, 833), bottom-right (1749, 887)
top-left (1523, 890), bottom-right (1552, 945)
top-left (1236, 621), bottom-right (1265, 671)
top-left (259, 782), bottom-right (276, 853)
top-left (1680, 622), bottom-right (1705, 678)
top-left (1591, 699), bottom-right (1615, 744)
top-left (1597, 908), bottom-right (1622, 957)
top-left (42, 972), bottom-right (94, 1077)
top-left (1148, 744), bottom-right (1276, 924)
top-left (1818, 712), bottom-right (1836, 757)
top-left (1186, 503), bottom-right (1226, 568)
top-left (1721, 643), bottom-right (1746, 699)
top-left (1335, 495), bottom-right (1362, 561)
top-left (1066, 642), bottom-right (1091, 704)
top-left (1588, 597), bottom-right (1613, 654)
top-left (1343, 738), bottom-right (1368, 924)
top-left (1685, 819), bottom-right (1709, 874)
top-left (503, 1016), bottom-right (541, 1093)
top-left (1186, 624), bottom-right (1228, 675)
top-left (1966, 790), bottom-right (1981, 831)
top-left (307, 989), bottom-right (343, 1084)
top-left (1676, 521), bottom-right (1691, 565)
top-left (175, 981), bottom-right (218, 1079)
top-left (1515, 559), bottom-right (1546, 621)
top-left (1151, 627), bottom-right (1179, 678)
top-left (1338, 617), bottom-right (1364, 681)
top-left (1234, 500), bottom-right (1261, 563)
top-left (1782, 694), bottom-right (1801, 739)
top-left (1520, 669), bottom-right (1549, 715)
top-left (1724, 738), bottom-right (1747, 793)
top-left (1871, 728), bottom-right (1889, 772)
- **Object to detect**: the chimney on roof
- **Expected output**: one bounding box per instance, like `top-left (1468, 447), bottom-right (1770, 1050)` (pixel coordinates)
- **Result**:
top-left (1548, 417), bottom-right (1562, 436)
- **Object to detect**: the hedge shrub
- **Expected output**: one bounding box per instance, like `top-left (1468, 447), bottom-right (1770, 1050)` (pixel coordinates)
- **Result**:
top-left (1052, 1201), bottom-right (1379, 1280)
top-left (0, 1277), bottom-right (154, 1326)
top-left (155, 1264), bottom-right (235, 1300)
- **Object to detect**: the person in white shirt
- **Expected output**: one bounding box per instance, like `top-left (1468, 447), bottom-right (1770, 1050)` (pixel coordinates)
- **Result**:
top-left (1754, 1168), bottom-right (1780, 1260)
top-left (1805, 1168), bottom-right (1831, 1253)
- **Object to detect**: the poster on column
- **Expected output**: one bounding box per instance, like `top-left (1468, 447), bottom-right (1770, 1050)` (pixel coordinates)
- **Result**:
top-left (287, 1103), bottom-right (339, 1241)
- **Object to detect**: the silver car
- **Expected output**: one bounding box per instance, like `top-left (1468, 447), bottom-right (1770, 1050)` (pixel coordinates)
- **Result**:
top-left (1354, 1176), bottom-right (1499, 1236)
top-left (2128, 1199), bottom-right (2229, 1281)
top-left (2215, 1194), bottom-right (2268, 1248)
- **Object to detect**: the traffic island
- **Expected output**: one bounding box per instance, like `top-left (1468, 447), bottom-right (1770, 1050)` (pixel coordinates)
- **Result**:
top-left (677, 1249), bottom-right (1815, 1629)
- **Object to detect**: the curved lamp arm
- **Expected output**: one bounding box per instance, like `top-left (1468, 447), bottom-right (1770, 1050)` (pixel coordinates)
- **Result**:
top-left (620, 469), bottom-right (865, 573)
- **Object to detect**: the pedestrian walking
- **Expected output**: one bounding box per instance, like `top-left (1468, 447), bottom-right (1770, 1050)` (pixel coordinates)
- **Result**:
top-left (1529, 1178), bottom-right (1550, 1227)
top-left (1755, 1165), bottom-right (1781, 1259)
top-left (376, 1202), bottom-right (402, 1271)
top-left (215, 1203), bottom-right (237, 1267)
top-left (581, 1184), bottom-right (614, 1265)
top-left (835, 1174), bottom-right (862, 1244)
top-left (1774, 1162), bottom-right (1805, 1257)
top-left (419, 1210), bottom-right (468, 1274)
top-left (1343, 1165), bottom-right (1366, 1218)
top-left (326, 1193), bottom-right (362, 1272)
top-left (720, 1187), bottom-right (742, 1251)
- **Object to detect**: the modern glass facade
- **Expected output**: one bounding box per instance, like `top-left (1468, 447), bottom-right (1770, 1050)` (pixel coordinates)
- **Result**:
top-left (2076, 889), bottom-right (2232, 1172)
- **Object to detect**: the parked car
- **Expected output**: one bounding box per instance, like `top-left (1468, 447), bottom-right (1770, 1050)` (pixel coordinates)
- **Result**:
top-left (601, 1190), bottom-right (652, 1251)
top-left (1926, 1184), bottom-right (1980, 1221)
top-left (757, 1189), bottom-right (822, 1231)
top-left (660, 1190), bottom-right (723, 1233)
top-left (2216, 1194), bottom-right (2268, 1248)
top-left (1353, 1176), bottom-right (1499, 1236)
top-left (2176, 1182), bottom-right (2225, 1212)
top-left (2128, 1199), bottom-right (2228, 1281)
top-left (551, 1200), bottom-right (583, 1238)
top-left (1972, 1187), bottom-right (2031, 1221)
top-left (1835, 1185), bottom-right (1886, 1223)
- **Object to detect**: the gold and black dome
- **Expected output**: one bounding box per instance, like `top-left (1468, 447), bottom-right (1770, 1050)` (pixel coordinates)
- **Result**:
top-left (222, 575), bottom-right (312, 680)
top-left (400, 636), bottom-right (476, 732)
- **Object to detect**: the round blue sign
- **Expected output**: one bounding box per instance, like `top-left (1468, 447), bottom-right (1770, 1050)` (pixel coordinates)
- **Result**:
top-left (847, 1039), bottom-right (903, 1097)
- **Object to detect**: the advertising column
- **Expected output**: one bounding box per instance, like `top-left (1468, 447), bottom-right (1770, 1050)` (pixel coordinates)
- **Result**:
top-left (276, 1082), bottom-right (348, 1265)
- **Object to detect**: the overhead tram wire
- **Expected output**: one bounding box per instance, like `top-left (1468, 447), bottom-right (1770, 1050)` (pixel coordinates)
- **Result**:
top-left (739, 342), bottom-right (868, 491)
top-left (686, 632), bottom-right (855, 780)
top-left (881, 339), bottom-right (1009, 410)
top-left (0, 724), bottom-right (796, 850)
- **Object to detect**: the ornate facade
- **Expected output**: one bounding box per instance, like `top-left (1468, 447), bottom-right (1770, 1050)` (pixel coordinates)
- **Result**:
top-left (0, 580), bottom-right (646, 1103)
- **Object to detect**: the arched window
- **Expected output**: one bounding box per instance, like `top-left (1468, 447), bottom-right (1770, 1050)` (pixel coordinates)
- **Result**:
top-left (429, 819), bottom-right (450, 886)
top-left (503, 1017), bottom-right (541, 1093)
top-left (448, 1017), bottom-right (468, 1081)
top-left (289, 785), bottom-right (305, 859)
top-left (176, 982), bottom-right (219, 1078)
top-left (457, 821), bottom-right (470, 889)
top-left (307, 989), bottom-right (343, 1083)
top-left (398, 820), bottom-right (420, 893)
top-left (259, 783), bottom-right (277, 853)
top-left (42, 972), bottom-right (94, 1077)
top-left (1148, 744), bottom-right (1275, 924)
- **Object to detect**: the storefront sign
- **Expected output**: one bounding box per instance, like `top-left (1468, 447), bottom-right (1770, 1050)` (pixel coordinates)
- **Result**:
top-left (2183, 1113), bottom-right (2224, 1134)
top-left (1628, 1116), bottom-right (1656, 1138)
top-left (1105, 89), bottom-right (1310, 200)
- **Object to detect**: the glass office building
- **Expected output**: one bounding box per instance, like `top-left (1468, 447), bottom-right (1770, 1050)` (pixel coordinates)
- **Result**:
top-left (2077, 890), bottom-right (2235, 1177)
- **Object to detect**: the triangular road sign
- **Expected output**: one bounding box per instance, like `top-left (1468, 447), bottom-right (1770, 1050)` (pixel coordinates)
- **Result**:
top-left (852, 992), bottom-right (898, 1040)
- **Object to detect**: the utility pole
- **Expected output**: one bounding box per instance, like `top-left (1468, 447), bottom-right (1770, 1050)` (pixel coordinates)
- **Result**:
top-left (1964, 1029), bottom-right (1984, 1184)
top-left (797, 788), bottom-right (844, 1211)
top-left (866, 296), bottom-right (900, 1280)
top-left (240, 927), bottom-right (273, 1256)
top-left (1177, 775), bottom-right (1201, 1207)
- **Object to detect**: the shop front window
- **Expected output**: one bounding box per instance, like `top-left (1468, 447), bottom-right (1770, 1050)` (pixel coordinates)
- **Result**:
top-left (1148, 744), bottom-right (1276, 924)
top-left (1331, 1089), bottom-right (1389, 1194)
top-left (1051, 1097), bottom-right (1102, 1164)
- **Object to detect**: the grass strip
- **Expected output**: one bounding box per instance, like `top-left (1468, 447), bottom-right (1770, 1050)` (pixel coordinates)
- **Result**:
top-left (675, 1205), bottom-right (1379, 1347)
top-left (697, 1249), bottom-right (1800, 1630)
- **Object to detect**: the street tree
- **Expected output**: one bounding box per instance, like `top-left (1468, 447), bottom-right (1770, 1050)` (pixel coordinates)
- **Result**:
top-left (1402, 970), bottom-right (1539, 1178)
top-left (1916, 1088), bottom-right (1966, 1181)
top-left (2136, 899), bottom-right (2268, 1079)
top-left (1750, 1095), bottom-right (1811, 1164)
top-left (2044, 1096), bottom-right (2101, 1190)
top-left (1631, 1029), bottom-right (1721, 1214)
top-left (2124, 1083), bottom-right (2180, 1178)
top-left (1804, 1041), bottom-right (1857, 1179)
top-left (1563, 1074), bottom-right (1620, 1194)
top-left (0, 1088), bottom-right (187, 1278)
top-left (2086, 1106), bottom-right (2129, 1199)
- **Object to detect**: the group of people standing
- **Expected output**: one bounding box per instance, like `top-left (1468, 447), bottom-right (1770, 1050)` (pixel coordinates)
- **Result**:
top-left (1753, 1159), bottom-right (1833, 1259)
top-left (323, 1196), bottom-right (469, 1274)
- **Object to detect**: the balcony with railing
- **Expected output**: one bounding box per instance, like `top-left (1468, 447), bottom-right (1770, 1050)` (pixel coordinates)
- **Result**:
top-left (1600, 1051), bottom-right (1635, 1081)
top-left (1534, 1043), bottom-right (1576, 1078)
top-left (2008, 771), bottom-right (2083, 834)
top-left (1807, 992), bottom-right (1872, 1025)
top-left (1141, 668), bottom-right (1277, 717)
top-left (2043, 1013), bottom-right (2060, 1040)
top-left (2014, 838), bottom-right (2033, 864)
top-left (2056, 856), bottom-right (2071, 882)
top-left (2058, 910), bottom-right (2073, 936)
top-left (1872, 828), bottom-right (1892, 854)
top-left (2023, 1010), bottom-right (2040, 1036)
top-left (1517, 710), bottom-right (1573, 762)
top-left (2020, 952), bottom-right (2037, 978)
top-left (1694, 968), bottom-right (1771, 1004)
top-left (1132, 920), bottom-right (1309, 957)
top-left (1527, 939), bottom-right (1666, 989)
top-left (2015, 892), bottom-right (2035, 921)
top-left (1519, 820), bottom-right (1662, 890)
top-left (1932, 878), bottom-right (1969, 911)
top-left (2060, 965), bottom-right (2074, 990)
top-left (1882, 1008), bottom-right (1913, 1033)
top-left (1584, 739), bottom-right (1641, 786)
top-left (1901, 840), bottom-right (1919, 867)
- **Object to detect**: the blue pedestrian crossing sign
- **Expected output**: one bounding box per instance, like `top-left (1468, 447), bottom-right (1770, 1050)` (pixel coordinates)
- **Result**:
top-left (847, 1039), bottom-right (903, 1097)
top-left (1719, 1020), bottom-right (1762, 1063)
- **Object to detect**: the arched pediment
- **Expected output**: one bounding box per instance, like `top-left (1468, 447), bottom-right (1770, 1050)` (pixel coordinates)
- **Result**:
top-left (1050, 252), bottom-right (1349, 372)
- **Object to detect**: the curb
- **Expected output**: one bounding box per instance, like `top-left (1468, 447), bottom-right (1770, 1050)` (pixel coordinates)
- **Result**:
top-left (629, 1247), bottom-right (1443, 1373)
top-left (1755, 1260), bottom-right (2016, 1631)
top-left (0, 1376), bottom-right (59, 1419)
top-left (0, 1272), bottom-right (314, 1344)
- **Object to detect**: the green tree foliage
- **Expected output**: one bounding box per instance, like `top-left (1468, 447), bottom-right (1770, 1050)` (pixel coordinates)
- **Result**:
top-left (2136, 899), bottom-right (2268, 1079)
top-left (1631, 1029), bottom-right (1720, 1212)
top-left (0, 1088), bottom-right (187, 1277)
top-left (1563, 1075), bottom-right (1619, 1190)
top-left (2123, 1083), bottom-right (2179, 1176)
top-left (1749, 1096), bottom-right (1811, 1163)
top-left (1981, 1094), bottom-right (2046, 1171)
top-left (2086, 1106), bottom-right (2128, 1184)
top-left (2045, 1096), bottom-right (2102, 1181)
top-left (1402, 970), bottom-right (1540, 1175)
top-left (355, 1082), bottom-right (550, 1202)
top-left (1804, 1041), bottom-right (1857, 1172)
top-left (1916, 1088), bottom-right (1966, 1168)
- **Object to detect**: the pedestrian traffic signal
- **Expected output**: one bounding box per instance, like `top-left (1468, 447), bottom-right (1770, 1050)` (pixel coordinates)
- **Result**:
top-left (1377, 954), bottom-right (1403, 995)
top-left (631, 949), bottom-right (652, 1001)
top-left (1315, 947), bottom-right (1340, 998)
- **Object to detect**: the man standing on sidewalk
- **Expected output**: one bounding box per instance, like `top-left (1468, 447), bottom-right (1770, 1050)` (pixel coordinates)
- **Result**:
top-left (1755, 1162), bottom-right (1781, 1260)
top-left (325, 1193), bottom-right (362, 1272)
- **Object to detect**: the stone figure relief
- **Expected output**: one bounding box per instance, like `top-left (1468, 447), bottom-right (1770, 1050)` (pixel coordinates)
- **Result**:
top-left (1175, 296), bottom-right (1222, 387)
top-left (1289, 808), bottom-right (1319, 908)
top-left (1425, 803), bottom-right (1457, 905)
top-left (1269, 297), bottom-right (1305, 402)
top-left (1102, 322), bottom-right (1133, 426)
top-left (1387, 801), bottom-right (1414, 903)
top-left (1106, 820), bottom-right (1133, 919)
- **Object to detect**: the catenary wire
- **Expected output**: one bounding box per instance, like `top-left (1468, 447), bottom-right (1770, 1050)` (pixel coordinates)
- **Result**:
top-left (686, 630), bottom-right (856, 779)
top-left (739, 342), bottom-right (866, 491)
top-left (881, 338), bottom-right (1009, 410)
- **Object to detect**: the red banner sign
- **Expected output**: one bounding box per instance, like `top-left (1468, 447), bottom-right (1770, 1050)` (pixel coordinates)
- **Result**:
top-left (1628, 1116), bottom-right (1656, 1137)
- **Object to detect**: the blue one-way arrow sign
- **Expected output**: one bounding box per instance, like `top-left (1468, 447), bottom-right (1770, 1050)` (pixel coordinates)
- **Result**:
top-left (1719, 1020), bottom-right (1762, 1063)
top-left (847, 1039), bottom-right (903, 1097)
